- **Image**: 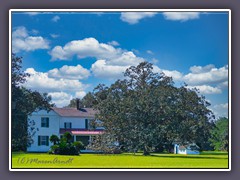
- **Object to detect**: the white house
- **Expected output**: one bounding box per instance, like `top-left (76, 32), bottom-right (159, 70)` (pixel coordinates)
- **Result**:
top-left (27, 106), bottom-right (103, 152)
top-left (174, 143), bottom-right (200, 155)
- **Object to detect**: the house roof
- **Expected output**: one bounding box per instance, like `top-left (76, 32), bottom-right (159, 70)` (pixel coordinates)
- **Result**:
top-left (178, 144), bottom-right (200, 151)
top-left (179, 146), bottom-right (186, 150)
top-left (52, 107), bottom-right (97, 118)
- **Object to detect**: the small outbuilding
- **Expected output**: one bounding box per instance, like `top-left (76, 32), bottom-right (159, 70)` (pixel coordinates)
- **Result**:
top-left (174, 143), bottom-right (200, 155)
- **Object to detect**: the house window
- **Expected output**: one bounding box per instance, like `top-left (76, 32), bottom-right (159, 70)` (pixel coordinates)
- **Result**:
top-left (64, 122), bottom-right (72, 129)
top-left (38, 136), bottom-right (49, 146)
top-left (41, 117), bottom-right (49, 127)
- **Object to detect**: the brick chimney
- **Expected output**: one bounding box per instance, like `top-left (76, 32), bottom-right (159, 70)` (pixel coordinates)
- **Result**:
top-left (76, 98), bottom-right (81, 110)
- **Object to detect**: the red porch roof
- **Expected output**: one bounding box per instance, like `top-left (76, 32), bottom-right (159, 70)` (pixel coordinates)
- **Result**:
top-left (60, 128), bottom-right (104, 135)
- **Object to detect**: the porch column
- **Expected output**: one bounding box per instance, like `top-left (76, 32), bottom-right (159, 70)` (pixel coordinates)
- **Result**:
top-left (89, 135), bottom-right (92, 145)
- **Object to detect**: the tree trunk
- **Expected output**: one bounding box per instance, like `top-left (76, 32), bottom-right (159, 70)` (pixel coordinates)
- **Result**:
top-left (143, 146), bottom-right (150, 156)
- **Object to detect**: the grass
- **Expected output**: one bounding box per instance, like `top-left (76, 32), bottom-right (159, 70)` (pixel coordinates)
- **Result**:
top-left (11, 151), bottom-right (228, 169)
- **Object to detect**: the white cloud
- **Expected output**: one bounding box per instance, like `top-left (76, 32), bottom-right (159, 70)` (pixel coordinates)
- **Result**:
top-left (49, 37), bottom-right (121, 60)
top-left (48, 65), bottom-right (91, 80)
top-left (146, 50), bottom-right (154, 55)
top-left (132, 49), bottom-right (140, 55)
top-left (50, 34), bottom-right (59, 38)
top-left (163, 12), bottom-right (200, 21)
top-left (107, 51), bottom-right (144, 66)
top-left (49, 37), bottom-right (143, 66)
top-left (162, 70), bottom-right (183, 81)
top-left (48, 92), bottom-right (73, 107)
top-left (120, 12), bottom-right (157, 24)
top-left (49, 37), bottom-right (145, 79)
top-left (188, 85), bottom-right (222, 94)
top-left (151, 58), bottom-right (159, 64)
top-left (24, 67), bottom-right (90, 107)
top-left (25, 12), bottom-right (40, 16)
top-left (12, 26), bottom-right (28, 39)
top-left (189, 64), bottom-right (215, 74)
top-left (12, 26), bottom-right (50, 53)
top-left (24, 68), bottom-right (87, 93)
top-left (89, 51), bottom-right (144, 79)
top-left (152, 65), bottom-right (183, 81)
top-left (184, 65), bottom-right (228, 86)
top-left (75, 91), bottom-right (87, 98)
top-left (210, 103), bottom-right (228, 118)
top-left (31, 29), bottom-right (39, 35)
top-left (108, 41), bottom-right (120, 46)
top-left (214, 103), bottom-right (228, 109)
top-left (218, 81), bottom-right (228, 89)
top-left (91, 60), bottom-right (128, 79)
top-left (52, 15), bottom-right (60, 22)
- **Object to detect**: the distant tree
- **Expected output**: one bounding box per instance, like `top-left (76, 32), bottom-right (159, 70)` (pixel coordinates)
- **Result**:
top-left (210, 117), bottom-right (229, 151)
top-left (11, 54), bottom-right (54, 151)
top-left (67, 98), bottom-right (78, 108)
top-left (67, 92), bottom-right (97, 108)
top-left (90, 62), bottom-right (215, 155)
top-left (82, 92), bottom-right (97, 107)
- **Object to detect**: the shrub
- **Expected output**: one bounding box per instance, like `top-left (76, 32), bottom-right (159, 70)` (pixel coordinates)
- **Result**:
top-left (48, 144), bottom-right (59, 154)
top-left (49, 133), bottom-right (83, 155)
top-left (49, 135), bottom-right (60, 145)
top-left (73, 141), bottom-right (84, 152)
top-left (63, 132), bottom-right (73, 143)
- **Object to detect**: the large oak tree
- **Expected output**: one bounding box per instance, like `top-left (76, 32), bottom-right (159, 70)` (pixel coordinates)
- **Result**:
top-left (90, 62), bottom-right (215, 155)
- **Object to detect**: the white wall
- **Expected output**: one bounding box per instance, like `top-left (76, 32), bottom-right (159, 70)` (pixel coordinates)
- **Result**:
top-left (27, 110), bottom-right (60, 152)
top-left (60, 117), bottom-right (87, 129)
top-left (186, 149), bottom-right (200, 155)
top-left (27, 110), bottom-right (97, 152)
top-left (177, 149), bottom-right (187, 154)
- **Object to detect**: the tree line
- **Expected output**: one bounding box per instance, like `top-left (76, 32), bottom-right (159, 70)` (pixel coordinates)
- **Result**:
top-left (69, 62), bottom-right (228, 155)
top-left (11, 55), bottom-right (228, 154)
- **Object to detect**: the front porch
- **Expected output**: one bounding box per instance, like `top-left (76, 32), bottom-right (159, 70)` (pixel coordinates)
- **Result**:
top-left (60, 128), bottom-right (104, 151)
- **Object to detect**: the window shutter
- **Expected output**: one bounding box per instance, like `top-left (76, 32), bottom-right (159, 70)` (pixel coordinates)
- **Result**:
top-left (70, 123), bottom-right (72, 129)
top-left (47, 118), bottom-right (49, 127)
top-left (46, 136), bottom-right (49, 146)
top-left (64, 122), bottom-right (66, 129)
top-left (38, 136), bottom-right (40, 146)
top-left (85, 119), bottom-right (88, 129)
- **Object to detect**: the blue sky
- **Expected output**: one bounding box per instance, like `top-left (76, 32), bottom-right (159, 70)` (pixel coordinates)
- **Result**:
top-left (11, 11), bottom-right (229, 118)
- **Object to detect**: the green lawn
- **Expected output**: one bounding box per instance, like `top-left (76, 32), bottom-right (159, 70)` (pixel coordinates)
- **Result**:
top-left (11, 151), bottom-right (228, 169)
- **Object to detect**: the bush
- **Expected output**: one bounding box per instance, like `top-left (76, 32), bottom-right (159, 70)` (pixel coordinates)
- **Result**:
top-left (73, 141), bottom-right (84, 152)
top-left (49, 133), bottom-right (84, 155)
top-left (48, 144), bottom-right (59, 154)
top-left (50, 135), bottom-right (60, 145)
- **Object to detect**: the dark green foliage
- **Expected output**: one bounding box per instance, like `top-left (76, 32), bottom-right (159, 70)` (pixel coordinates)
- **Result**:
top-left (49, 135), bottom-right (60, 145)
top-left (49, 133), bottom-right (84, 155)
top-left (210, 117), bottom-right (229, 151)
top-left (87, 134), bottom-right (121, 154)
top-left (11, 54), bottom-right (54, 151)
top-left (90, 62), bottom-right (215, 155)
top-left (49, 145), bottom-right (59, 154)
top-left (73, 141), bottom-right (84, 152)
top-left (67, 92), bottom-right (97, 108)
top-left (63, 132), bottom-right (73, 143)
